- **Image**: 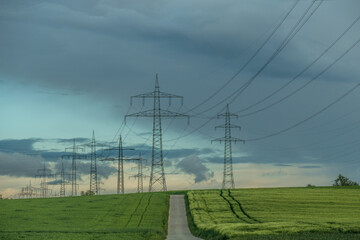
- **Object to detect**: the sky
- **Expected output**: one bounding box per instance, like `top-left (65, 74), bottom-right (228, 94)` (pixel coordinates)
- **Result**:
top-left (1, 0), bottom-right (360, 198)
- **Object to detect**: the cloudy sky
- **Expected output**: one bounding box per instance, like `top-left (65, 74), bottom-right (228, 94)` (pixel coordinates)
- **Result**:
top-left (1, 0), bottom-right (360, 198)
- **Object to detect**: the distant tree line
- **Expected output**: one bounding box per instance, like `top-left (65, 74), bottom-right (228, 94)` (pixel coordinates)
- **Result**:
top-left (306, 174), bottom-right (358, 187)
top-left (333, 174), bottom-right (359, 186)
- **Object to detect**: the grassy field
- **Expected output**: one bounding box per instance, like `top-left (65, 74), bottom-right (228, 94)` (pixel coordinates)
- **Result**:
top-left (187, 187), bottom-right (360, 240)
top-left (0, 193), bottom-right (169, 240)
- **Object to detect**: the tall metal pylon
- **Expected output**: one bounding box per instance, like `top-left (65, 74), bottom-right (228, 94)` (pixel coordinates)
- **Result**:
top-left (89, 130), bottom-right (98, 195)
top-left (101, 135), bottom-right (137, 194)
top-left (126, 74), bottom-right (189, 192)
top-left (130, 153), bottom-right (147, 193)
top-left (62, 139), bottom-right (86, 196)
top-left (55, 161), bottom-right (71, 197)
top-left (35, 160), bottom-right (54, 198)
top-left (212, 104), bottom-right (244, 189)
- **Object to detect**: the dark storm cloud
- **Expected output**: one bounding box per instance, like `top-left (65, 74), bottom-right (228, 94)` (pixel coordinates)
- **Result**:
top-left (0, 139), bottom-right (41, 154)
top-left (5, 0), bottom-right (356, 98)
top-left (177, 155), bottom-right (214, 183)
top-left (0, 138), bottom-right (115, 178)
top-left (0, 152), bottom-right (43, 177)
top-left (1, 0), bottom-right (360, 185)
top-left (55, 138), bottom-right (90, 144)
top-left (47, 179), bottom-right (63, 186)
top-left (122, 143), bottom-right (215, 159)
top-left (53, 160), bottom-right (117, 179)
top-left (0, 138), bottom-right (78, 161)
top-left (164, 148), bottom-right (215, 159)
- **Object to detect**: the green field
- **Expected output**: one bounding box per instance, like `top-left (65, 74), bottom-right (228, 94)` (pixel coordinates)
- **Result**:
top-left (0, 193), bottom-right (169, 240)
top-left (187, 187), bottom-right (360, 239)
top-left (1, 187), bottom-right (360, 240)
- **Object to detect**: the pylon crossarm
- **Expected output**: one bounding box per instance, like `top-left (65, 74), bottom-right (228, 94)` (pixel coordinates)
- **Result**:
top-left (229, 137), bottom-right (245, 143)
top-left (158, 91), bottom-right (183, 100)
top-left (62, 154), bottom-right (87, 160)
top-left (131, 91), bottom-right (183, 105)
top-left (131, 91), bottom-right (183, 99)
top-left (126, 109), bottom-right (154, 118)
top-left (104, 147), bottom-right (135, 151)
top-left (215, 124), bottom-right (241, 130)
top-left (99, 157), bottom-right (117, 161)
top-left (126, 109), bottom-right (188, 118)
top-left (211, 137), bottom-right (226, 143)
top-left (123, 157), bottom-right (142, 161)
top-left (65, 146), bottom-right (84, 152)
top-left (217, 112), bottom-right (239, 118)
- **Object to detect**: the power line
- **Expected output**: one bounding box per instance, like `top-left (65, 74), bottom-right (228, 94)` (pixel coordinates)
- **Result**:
top-left (292, 104), bottom-right (360, 133)
top-left (264, 119), bottom-right (360, 152)
top-left (246, 82), bottom-right (360, 142)
top-left (223, 0), bottom-right (323, 109)
top-left (178, 26), bottom-right (360, 144)
top-left (192, 0), bottom-right (320, 116)
top-left (236, 15), bottom-right (360, 116)
top-left (185, 0), bottom-right (301, 114)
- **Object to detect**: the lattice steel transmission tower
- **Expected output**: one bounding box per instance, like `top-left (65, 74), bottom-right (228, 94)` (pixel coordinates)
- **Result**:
top-left (130, 153), bottom-right (147, 193)
top-left (35, 160), bottom-right (54, 198)
top-left (89, 131), bottom-right (98, 195)
top-left (212, 104), bottom-right (244, 189)
top-left (62, 139), bottom-right (86, 196)
top-left (101, 135), bottom-right (137, 194)
top-left (55, 162), bottom-right (71, 197)
top-left (18, 181), bottom-right (41, 199)
top-left (126, 74), bottom-right (189, 192)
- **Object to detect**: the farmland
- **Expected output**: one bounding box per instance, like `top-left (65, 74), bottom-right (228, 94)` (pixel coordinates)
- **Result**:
top-left (187, 187), bottom-right (360, 239)
top-left (1, 187), bottom-right (360, 240)
top-left (0, 193), bottom-right (169, 240)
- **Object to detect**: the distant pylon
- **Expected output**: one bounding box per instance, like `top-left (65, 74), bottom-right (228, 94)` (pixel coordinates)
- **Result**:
top-left (136, 154), bottom-right (145, 193)
top-left (35, 160), bottom-right (54, 198)
top-left (126, 74), bottom-right (189, 192)
top-left (90, 130), bottom-right (98, 195)
top-left (62, 139), bottom-right (86, 196)
top-left (212, 104), bottom-right (244, 189)
top-left (55, 161), bottom-right (71, 197)
top-left (130, 153), bottom-right (148, 193)
top-left (60, 162), bottom-right (66, 197)
top-left (101, 135), bottom-right (136, 194)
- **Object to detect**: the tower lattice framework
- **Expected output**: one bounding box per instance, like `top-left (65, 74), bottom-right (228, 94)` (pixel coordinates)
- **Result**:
top-left (101, 135), bottom-right (137, 194)
top-left (126, 74), bottom-right (189, 192)
top-left (90, 131), bottom-right (98, 195)
top-left (62, 139), bottom-right (86, 196)
top-left (212, 104), bottom-right (244, 189)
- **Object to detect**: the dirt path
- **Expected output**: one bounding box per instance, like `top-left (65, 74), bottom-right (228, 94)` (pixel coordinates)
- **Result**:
top-left (166, 195), bottom-right (202, 240)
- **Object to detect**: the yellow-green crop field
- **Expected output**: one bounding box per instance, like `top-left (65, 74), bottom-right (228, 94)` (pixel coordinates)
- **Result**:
top-left (0, 193), bottom-right (169, 240)
top-left (187, 187), bottom-right (360, 240)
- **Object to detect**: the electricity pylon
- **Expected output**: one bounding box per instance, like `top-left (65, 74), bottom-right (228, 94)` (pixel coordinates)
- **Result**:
top-left (101, 135), bottom-right (137, 194)
top-left (55, 161), bottom-right (71, 197)
top-left (35, 160), bottom-right (54, 198)
top-left (62, 139), bottom-right (86, 196)
top-left (18, 181), bottom-right (41, 199)
top-left (89, 131), bottom-right (98, 195)
top-left (126, 74), bottom-right (189, 192)
top-left (130, 153), bottom-right (147, 193)
top-left (212, 104), bottom-right (244, 189)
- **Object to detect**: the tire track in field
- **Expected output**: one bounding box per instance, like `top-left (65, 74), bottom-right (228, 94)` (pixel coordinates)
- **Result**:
top-left (220, 189), bottom-right (252, 224)
top-left (125, 194), bottom-right (145, 228)
top-left (228, 189), bottom-right (261, 223)
top-left (137, 194), bottom-right (153, 227)
top-left (199, 192), bottom-right (217, 224)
